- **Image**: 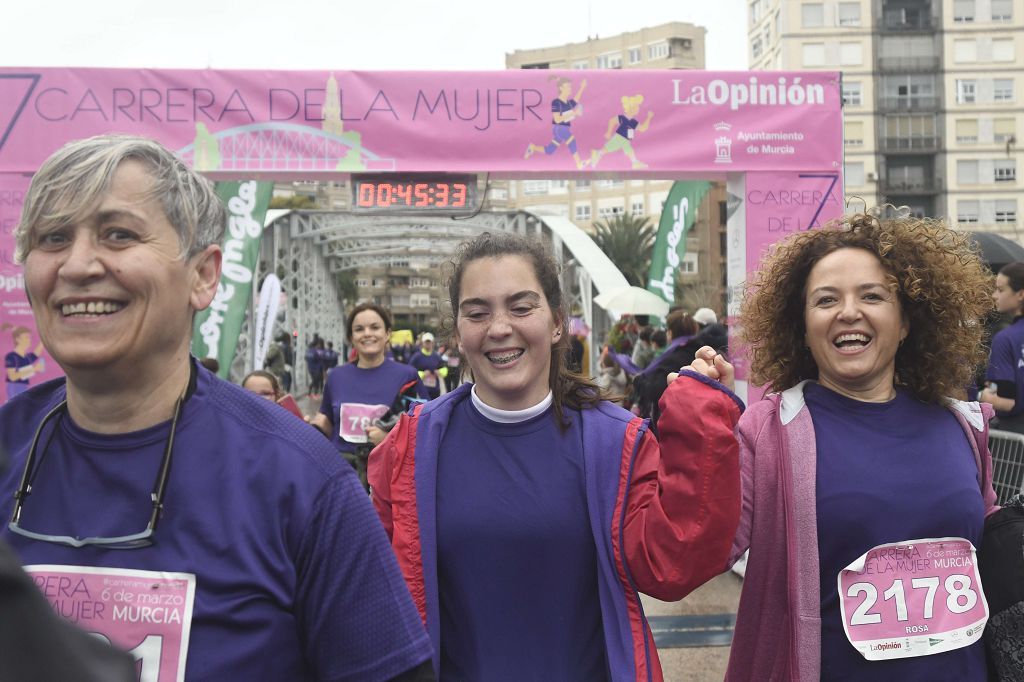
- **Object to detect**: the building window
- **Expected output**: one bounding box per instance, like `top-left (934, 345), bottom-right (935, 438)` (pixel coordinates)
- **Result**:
top-left (574, 204), bottom-right (592, 221)
top-left (680, 253), bottom-right (699, 275)
top-left (993, 39), bottom-right (1015, 63)
top-left (956, 80), bottom-right (977, 104)
top-left (995, 200), bottom-right (1018, 224)
top-left (523, 180), bottom-right (548, 195)
top-left (842, 81), bottom-right (862, 106)
top-left (751, 0), bottom-right (766, 23)
top-left (958, 160), bottom-right (979, 184)
top-left (844, 161), bottom-right (865, 186)
top-left (991, 0), bottom-right (1012, 21)
top-left (801, 3), bottom-right (824, 28)
top-left (995, 160), bottom-right (1017, 183)
top-left (628, 47), bottom-right (642, 64)
top-left (572, 60), bottom-right (589, 70)
top-left (648, 42), bottom-right (669, 60)
top-left (837, 2), bottom-right (861, 26)
top-left (953, 0), bottom-right (976, 22)
top-left (955, 119), bottom-right (979, 144)
top-left (957, 200), bottom-right (980, 224)
top-left (575, 179), bottom-right (591, 190)
top-left (844, 120), bottom-right (864, 146)
top-left (752, 37), bottom-right (763, 59)
top-left (994, 118), bottom-right (1016, 143)
top-left (598, 205), bottom-right (625, 219)
top-left (994, 79), bottom-right (1014, 102)
top-left (802, 43), bottom-right (826, 67)
top-left (596, 52), bottom-right (622, 69)
top-left (954, 39), bottom-right (977, 64)
top-left (631, 201), bottom-right (645, 216)
top-left (839, 42), bottom-right (863, 66)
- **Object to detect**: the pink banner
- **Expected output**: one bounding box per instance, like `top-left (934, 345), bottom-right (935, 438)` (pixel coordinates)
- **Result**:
top-left (1, 173), bottom-right (60, 406)
top-left (731, 171), bottom-right (844, 386)
top-left (0, 68), bottom-right (843, 176)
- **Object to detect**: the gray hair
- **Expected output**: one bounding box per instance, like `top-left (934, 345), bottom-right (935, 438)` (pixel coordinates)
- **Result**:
top-left (15, 134), bottom-right (225, 263)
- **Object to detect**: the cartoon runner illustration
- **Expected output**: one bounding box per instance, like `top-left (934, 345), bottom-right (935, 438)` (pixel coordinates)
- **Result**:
top-left (524, 77), bottom-right (588, 169)
top-left (590, 95), bottom-right (654, 169)
top-left (3, 325), bottom-right (45, 400)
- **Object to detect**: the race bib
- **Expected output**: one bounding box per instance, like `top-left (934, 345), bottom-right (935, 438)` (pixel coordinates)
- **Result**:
top-left (338, 402), bottom-right (388, 443)
top-left (838, 538), bottom-right (988, 661)
top-left (422, 372), bottom-right (438, 388)
top-left (627, 127), bottom-right (635, 139)
top-left (25, 565), bottom-right (196, 682)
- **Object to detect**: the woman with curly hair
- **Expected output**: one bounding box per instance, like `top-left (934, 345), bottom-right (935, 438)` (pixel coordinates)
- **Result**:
top-left (657, 212), bottom-right (1000, 679)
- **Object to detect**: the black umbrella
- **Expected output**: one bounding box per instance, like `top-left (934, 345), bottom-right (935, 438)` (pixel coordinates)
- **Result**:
top-left (966, 231), bottom-right (1024, 270)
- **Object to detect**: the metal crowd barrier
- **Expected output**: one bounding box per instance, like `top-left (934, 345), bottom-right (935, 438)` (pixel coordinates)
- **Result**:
top-left (988, 429), bottom-right (1024, 505)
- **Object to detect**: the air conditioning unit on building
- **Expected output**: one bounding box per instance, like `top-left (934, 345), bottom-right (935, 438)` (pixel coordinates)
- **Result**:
top-left (866, 172), bottom-right (876, 182)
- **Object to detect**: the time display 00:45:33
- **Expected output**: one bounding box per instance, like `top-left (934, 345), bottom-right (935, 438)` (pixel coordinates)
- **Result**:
top-left (355, 181), bottom-right (468, 209)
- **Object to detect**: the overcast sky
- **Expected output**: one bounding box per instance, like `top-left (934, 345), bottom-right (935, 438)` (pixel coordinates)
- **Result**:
top-left (3, 0), bottom-right (748, 71)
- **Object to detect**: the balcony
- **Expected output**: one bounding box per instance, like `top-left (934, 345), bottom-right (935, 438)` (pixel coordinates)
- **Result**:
top-left (877, 96), bottom-right (939, 112)
top-left (879, 16), bottom-right (933, 32)
top-left (880, 136), bottom-right (940, 152)
top-left (877, 56), bottom-right (940, 72)
top-left (880, 176), bottom-right (943, 195)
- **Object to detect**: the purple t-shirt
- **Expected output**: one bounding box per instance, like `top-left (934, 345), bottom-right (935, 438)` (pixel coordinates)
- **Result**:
top-left (807, 383), bottom-right (985, 681)
top-left (986, 317), bottom-right (1024, 418)
top-left (0, 369), bottom-right (432, 682)
top-left (5, 351), bottom-right (37, 385)
top-left (614, 115), bottom-right (639, 140)
top-left (551, 98), bottom-right (577, 125)
top-left (319, 360), bottom-right (422, 453)
top-left (435, 399), bottom-right (607, 680)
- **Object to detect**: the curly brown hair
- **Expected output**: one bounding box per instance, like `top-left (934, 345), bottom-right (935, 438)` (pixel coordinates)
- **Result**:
top-left (739, 212), bottom-right (993, 404)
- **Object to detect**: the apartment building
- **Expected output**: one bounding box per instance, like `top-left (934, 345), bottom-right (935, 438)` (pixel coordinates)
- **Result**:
top-left (748, 0), bottom-right (1022, 235)
top-left (505, 22), bottom-right (731, 314)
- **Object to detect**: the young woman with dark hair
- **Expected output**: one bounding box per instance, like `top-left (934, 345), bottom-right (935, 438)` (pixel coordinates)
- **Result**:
top-left (369, 231), bottom-right (740, 681)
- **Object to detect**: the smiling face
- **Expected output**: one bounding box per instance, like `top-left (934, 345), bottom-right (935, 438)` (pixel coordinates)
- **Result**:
top-left (992, 273), bottom-right (1024, 315)
top-left (23, 160), bottom-right (219, 381)
top-left (804, 248), bottom-right (908, 401)
top-left (455, 255), bottom-right (562, 410)
top-left (351, 309), bottom-right (389, 363)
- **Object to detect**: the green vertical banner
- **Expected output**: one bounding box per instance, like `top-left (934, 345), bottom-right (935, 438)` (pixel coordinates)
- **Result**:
top-left (192, 180), bottom-right (274, 378)
top-left (647, 181), bottom-right (710, 305)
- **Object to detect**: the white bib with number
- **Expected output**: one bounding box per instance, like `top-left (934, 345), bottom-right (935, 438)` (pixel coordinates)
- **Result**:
top-left (837, 537), bottom-right (988, 661)
top-left (26, 564), bottom-right (196, 682)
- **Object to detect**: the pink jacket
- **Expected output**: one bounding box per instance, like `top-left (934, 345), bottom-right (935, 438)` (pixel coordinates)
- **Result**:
top-left (725, 381), bottom-right (999, 681)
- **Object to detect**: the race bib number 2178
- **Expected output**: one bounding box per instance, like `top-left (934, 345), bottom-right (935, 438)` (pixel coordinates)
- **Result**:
top-left (837, 538), bottom-right (988, 661)
top-left (26, 565), bottom-right (197, 682)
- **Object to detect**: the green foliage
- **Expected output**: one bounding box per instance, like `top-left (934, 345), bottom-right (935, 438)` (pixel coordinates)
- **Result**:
top-left (269, 194), bottom-right (317, 209)
top-left (591, 214), bottom-right (657, 287)
top-left (334, 269), bottom-right (358, 303)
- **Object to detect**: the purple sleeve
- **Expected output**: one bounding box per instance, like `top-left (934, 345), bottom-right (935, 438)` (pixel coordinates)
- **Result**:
top-left (4, 353), bottom-right (16, 369)
top-left (294, 470), bottom-right (432, 681)
top-left (986, 331), bottom-right (1017, 383)
top-left (318, 372), bottom-right (334, 419)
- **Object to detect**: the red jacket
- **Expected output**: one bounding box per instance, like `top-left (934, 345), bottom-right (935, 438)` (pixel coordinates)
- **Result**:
top-left (368, 380), bottom-right (741, 680)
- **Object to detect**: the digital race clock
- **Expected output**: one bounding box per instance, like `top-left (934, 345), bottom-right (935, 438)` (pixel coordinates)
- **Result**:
top-left (351, 174), bottom-right (478, 214)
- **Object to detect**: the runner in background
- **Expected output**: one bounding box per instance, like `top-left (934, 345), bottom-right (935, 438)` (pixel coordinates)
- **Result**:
top-left (980, 262), bottom-right (1024, 433)
top-left (369, 231), bottom-right (739, 681)
top-left (409, 332), bottom-right (447, 400)
top-left (312, 303), bottom-right (424, 490)
top-left (0, 136), bottom-right (434, 682)
top-left (663, 213), bottom-right (997, 679)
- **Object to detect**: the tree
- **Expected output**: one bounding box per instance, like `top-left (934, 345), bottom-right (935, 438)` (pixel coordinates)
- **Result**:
top-left (269, 195), bottom-right (317, 209)
top-left (591, 214), bottom-right (657, 287)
